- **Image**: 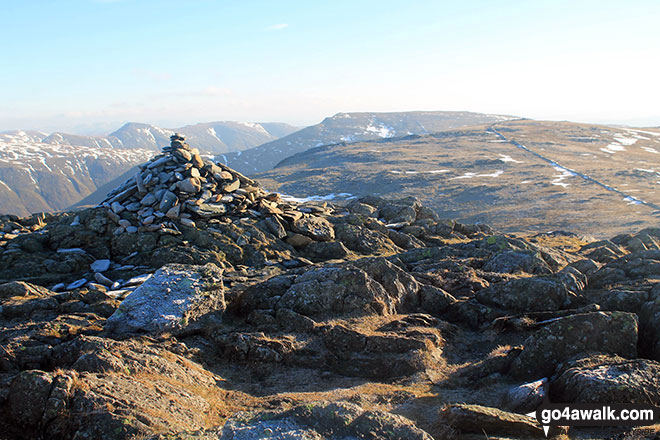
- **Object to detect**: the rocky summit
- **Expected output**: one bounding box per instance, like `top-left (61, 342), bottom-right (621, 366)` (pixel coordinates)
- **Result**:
top-left (2, 135), bottom-right (660, 439)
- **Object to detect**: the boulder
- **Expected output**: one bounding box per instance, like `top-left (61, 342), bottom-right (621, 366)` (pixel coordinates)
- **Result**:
top-left (292, 216), bottom-right (335, 241)
top-left (511, 312), bottom-right (638, 378)
top-left (105, 263), bottom-right (225, 335)
top-left (483, 251), bottom-right (551, 274)
top-left (476, 276), bottom-right (570, 312)
top-left (439, 403), bottom-right (550, 437)
top-left (551, 354), bottom-right (660, 404)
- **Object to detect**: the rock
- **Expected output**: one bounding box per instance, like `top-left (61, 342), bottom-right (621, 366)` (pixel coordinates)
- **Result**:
top-left (476, 276), bottom-right (571, 312)
top-left (0, 281), bottom-right (52, 298)
top-left (286, 233), bottom-right (313, 248)
top-left (66, 278), bottom-right (87, 290)
top-left (439, 403), bottom-right (548, 437)
top-left (165, 204), bottom-right (180, 219)
top-left (90, 259), bottom-right (111, 273)
top-left (501, 378), bottom-right (548, 413)
top-left (111, 201), bottom-right (125, 214)
top-left (140, 193), bottom-right (157, 206)
top-left (7, 370), bottom-right (54, 429)
top-left (94, 272), bottom-right (113, 286)
top-left (177, 177), bottom-right (201, 193)
top-left (276, 266), bottom-right (391, 317)
top-left (222, 179), bottom-right (240, 193)
top-left (335, 223), bottom-right (400, 255)
top-left (263, 216), bottom-right (286, 239)
top-left (159, 191), bottom-right (178, 212)
top-left (217, 401), bottom-right (433, 440)
top-left (347, 201), bottom-right (378, 217)
top-left (293, 216), bottom-right (335, 241)
top-left (180, 218), bottom-right (196, 227)
top-left (105, 263), bottom-right (225, 335)
top-left (303, 240), bottom-right (350, 261)
top-left (190, 203), bottom-right (226, 218)
top-left (483, 250), bottom-right (551, 274)
top-left (419, 284), bottom-right (456, 315)
top-left (511, 312), bottom-right (638, 378)
top-left (551, 354), bottom-right (660, 404)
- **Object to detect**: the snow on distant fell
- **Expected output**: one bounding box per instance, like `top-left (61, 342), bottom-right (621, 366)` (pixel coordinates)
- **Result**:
top-left (237, 122), bottom-right (269, 136)
top-left (364, 122), bottom-right (395, 138)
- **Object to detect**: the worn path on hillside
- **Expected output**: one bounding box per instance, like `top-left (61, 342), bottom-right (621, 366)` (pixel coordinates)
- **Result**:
top-left (488, 125), bottom-right (660, 213)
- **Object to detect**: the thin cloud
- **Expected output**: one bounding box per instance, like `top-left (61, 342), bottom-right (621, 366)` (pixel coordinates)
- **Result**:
top-left (265, 23), bottom-right (289, 31)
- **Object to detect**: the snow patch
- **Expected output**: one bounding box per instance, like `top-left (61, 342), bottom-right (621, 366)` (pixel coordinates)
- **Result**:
top-left (280, 192), bottom-right (354, 203)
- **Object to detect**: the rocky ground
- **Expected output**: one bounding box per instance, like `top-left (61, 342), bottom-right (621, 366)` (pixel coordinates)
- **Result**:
top-left (1, 135), bottom-right (660, 439)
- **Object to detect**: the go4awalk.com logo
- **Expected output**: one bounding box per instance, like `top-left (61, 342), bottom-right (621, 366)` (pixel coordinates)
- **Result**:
top-left (528, 403), bottom-right (660, 437)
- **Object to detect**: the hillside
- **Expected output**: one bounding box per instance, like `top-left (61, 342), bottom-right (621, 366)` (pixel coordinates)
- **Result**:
top-left (1, 134), bottom-right (660, 439)
top-left (255, 120), bottom-right (660, 238)
top-left (218, 111), bottom-right (517, 174)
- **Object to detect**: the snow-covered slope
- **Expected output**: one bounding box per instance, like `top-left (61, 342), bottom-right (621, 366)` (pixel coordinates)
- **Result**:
top-left (0, 131), bottom-right (153, 216)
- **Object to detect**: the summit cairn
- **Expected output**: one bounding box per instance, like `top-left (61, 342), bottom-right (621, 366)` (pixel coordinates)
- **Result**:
top-left (100, 134), bottom-right (316, 235)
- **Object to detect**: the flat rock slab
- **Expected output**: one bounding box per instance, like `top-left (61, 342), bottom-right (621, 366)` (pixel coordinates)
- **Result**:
top-left (105, 263), bottom-right (225, 335)
top-left (439, 403), bottom-right (558, 437)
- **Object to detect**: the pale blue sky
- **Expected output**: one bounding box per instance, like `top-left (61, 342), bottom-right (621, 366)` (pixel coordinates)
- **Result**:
top-left (2, 0), bottom-right (659, 133)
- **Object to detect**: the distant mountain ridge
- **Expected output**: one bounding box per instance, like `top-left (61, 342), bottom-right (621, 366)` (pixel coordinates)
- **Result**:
top-left (0, 120), bottom-right (298, 216)
top-left (218, 111), bottom-right (518, 174)
top-left (2, 120), bottom-right (299, 155)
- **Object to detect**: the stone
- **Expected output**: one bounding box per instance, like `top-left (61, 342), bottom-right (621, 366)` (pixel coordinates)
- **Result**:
top-left (476, 276), bottom-right (570, 312)
top-left (7, 370), bottom-right (54, 429)
top-left (191, 153), bottom-right (204, 169)
top-left (419, 284), bottom-right (456, 315)
top-left (66, 279), bottom-right (87, 290)
top-left (190, 203), bottom-right (227, 218)
top-left (180, 218), bottom-right (196, 227)
top-left (264, 216), bottom-right (286, 239)
top-left (111, 202), bottom-right (125, 214)
top-left (286, 233), bottom-right (313, 248)
top-left (218, 401), bottom-right (433, 440)
top-left (501, 378), bottom-right (548, 413)
top-left (439, 404), bottom-right (550, 437)
top-left (0, 281), bottom-right (52, 298)
top-left (105, 263), bottom-right (225, 335)
top-left (551, 354), bottom-right (660, 404)
top-left (90, 259), bottom-right (111, 273)
top-left (140, 193), bottom-right (157, 206)
top-left (293, 216), bottom-right (335, 241)
top-left (94, 272), bottom-right (113, 286)
top-left (166, 204), bottom-right (181, 219)
top-left (159, 191), bottom-right (177, 212)
top-left (177, 177), bottom-right (201, 193)
top-left (483, 250), bottom-right (551, 274)
top-left (222, 179), bottom-right (240, 193)
top-left (512, 312), bottom-right (638, 379)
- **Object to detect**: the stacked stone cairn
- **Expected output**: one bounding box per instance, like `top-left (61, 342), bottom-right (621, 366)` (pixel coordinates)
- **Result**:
top-left (99, 134), bottom-right (334, 243)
